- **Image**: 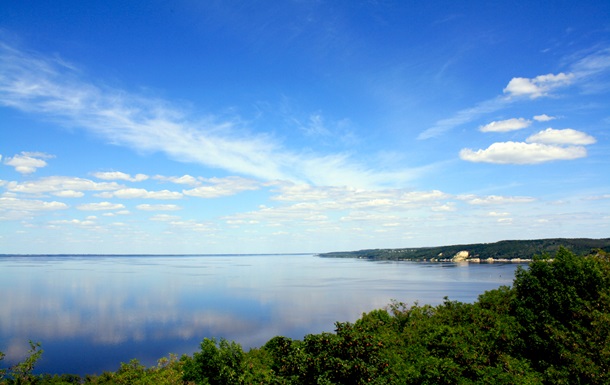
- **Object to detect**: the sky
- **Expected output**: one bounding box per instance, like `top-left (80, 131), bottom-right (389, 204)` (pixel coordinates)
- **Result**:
top-left (1, 1), bottom-right (609, 254)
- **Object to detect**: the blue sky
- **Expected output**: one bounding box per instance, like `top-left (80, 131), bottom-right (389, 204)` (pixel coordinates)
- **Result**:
top-left (1, 1), bottom-right (609, 254)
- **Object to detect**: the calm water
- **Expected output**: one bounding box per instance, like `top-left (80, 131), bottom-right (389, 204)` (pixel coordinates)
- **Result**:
top-left (0, 254), bottom-right (523, 375)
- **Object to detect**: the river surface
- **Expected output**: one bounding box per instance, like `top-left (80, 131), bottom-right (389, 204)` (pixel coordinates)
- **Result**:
top-left (0, 254), bottom-right (524, 375)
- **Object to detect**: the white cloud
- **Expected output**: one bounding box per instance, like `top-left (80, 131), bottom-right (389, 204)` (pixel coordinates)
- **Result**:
top-left (183, 177), bottom-right (261, 198)
top-left (149, 214), bottom-right (181, 221)
top-left (92, 171), bottom-right (149, 182)
top-left (168, 220), bottom-right (213, 232)
top-left (3, 152), bottom-right (54, 174)
top-left (460, 141), bottom-right (587, 164)
top-left (430, 203), bottom-right (456, 212)
top-left (153, 174), bottom-right (200, 186)
top-left (136, 204), bottom-right (181, 211)
top-left (49, 219), bottom-right (96, 226)
top-left (0, 43), bottom-right (415, 188)
top-left (6, 176), bottom-right (122, 194)
top-left (488, 211), bottom-right (510, 217)
top-left (76, 202), bottom-right (125, 211)
top-left (0, 196), bottom-right (68, 212)
top-left (533, 114), bottom-right (555, 122)
top-left (418, 97), bottom-right (508, 139)
top-left (51, 190), bottom-right (85, 198)
top-left (458, 195), bottom-right (535, 205)
top-left (503, 72), bottom-right (573, 98)
top-left (479, 118), bottom-right (531, 133)
top-left (526, 128), bottom-right (596, 145)
top-left (100, 188), bottom-right (183, 200)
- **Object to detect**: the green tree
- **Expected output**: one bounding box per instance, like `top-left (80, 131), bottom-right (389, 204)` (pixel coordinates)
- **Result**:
top-left (512, 247), bottom-right (610, 384)
top-left (182, 338), bottom-right (245, 385)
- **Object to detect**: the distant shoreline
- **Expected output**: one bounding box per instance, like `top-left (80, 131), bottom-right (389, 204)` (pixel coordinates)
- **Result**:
top-left (317, 237), bottom-right (610, 262)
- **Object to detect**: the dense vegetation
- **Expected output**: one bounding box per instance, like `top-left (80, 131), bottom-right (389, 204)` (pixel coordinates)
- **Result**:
top-left (2, 247), bottom-right (609, 384)
top-left (318, 238), bottom-right (610, 261)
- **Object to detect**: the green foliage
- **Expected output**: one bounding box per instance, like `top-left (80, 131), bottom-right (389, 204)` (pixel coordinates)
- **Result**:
top-left (182, 338), bottom-right (245, 385)
top-left (512, 247), bottom-right (610, 384)
top-left (4, 247), bottom-right (610, 384)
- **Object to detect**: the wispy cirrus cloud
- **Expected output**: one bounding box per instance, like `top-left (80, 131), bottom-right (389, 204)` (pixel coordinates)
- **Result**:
top-left (417, 97), bottom-right (508, 139)
top-left (0, 42), bottom-right (415, 188)
top-left (479, 118), bottom-right (531, 133)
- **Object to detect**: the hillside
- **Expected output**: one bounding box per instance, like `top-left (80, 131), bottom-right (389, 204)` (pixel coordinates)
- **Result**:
top-left (318, 238), bottom-right (610, 261)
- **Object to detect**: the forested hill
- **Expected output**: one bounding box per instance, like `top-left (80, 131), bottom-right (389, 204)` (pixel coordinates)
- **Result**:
top-left (318, 238), bottom-right (610, 261)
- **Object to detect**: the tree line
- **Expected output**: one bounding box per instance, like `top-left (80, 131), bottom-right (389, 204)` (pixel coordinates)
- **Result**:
top-left (2, 247), bottom-right (609, 384)
top-left (318, 237), bottom-right (610, 261)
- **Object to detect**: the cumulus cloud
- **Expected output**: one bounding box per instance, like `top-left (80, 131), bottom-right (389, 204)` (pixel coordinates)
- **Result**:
top-left (52, 190), bottom-right (85, 198)
top-left (459, 142), bottom-right (587, 164)
top-left (0, 196), bottom-right (68, 211)
top-left (458, 195), bottom-right (535, 205)
top-left (6, 176), bottom-right (122, 194)
top-left (526, 128), bottom-right (596, 145)
top-left (149, 214), bottom-right (181, 221)
top-left (533, 114), bottom-right (555, 122)
top-left (49, 218), bottom-right (96, 226)
top-left (92, 171), bottom-right (149, 182)
top-left (136, 204), bottom-right (181, 211)
top-left (153, 174), bottom-right (200, 186)
top-left (503, 72), bottom-right (573, 98)
top-left (479, 118), bottom-right (531, 133)
top-left (3, 152), bottom-right (54, 174)
top-left (98, 188), bottom-right (183, 200)
top-left (76, 202), bottom-right (125, 211)
top-left (183, 177), bottom-right (261, 198)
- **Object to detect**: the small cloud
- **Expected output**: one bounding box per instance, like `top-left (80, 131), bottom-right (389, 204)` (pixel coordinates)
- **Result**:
top-left (102, 188), bottom-right (183, 200)
top-left (183, 177), bottom-right (260, 198)
top-left (136, 204), bottom-right (181, 211)
top-left (4, 152), bottom-right (54, 174)
top-left (153, 174), bottom-right (200, 186)
top-left (76, 202), bottom-right (125, 211)
top-left (92, 171), bottom-right (149, 182)
top-left (49, 219), bottom-right (96, 226)
top-left (488, 211), bottom-right (510, 217)
top-left (533, 114), bottom-right (556, 122)
top-left (149, 214), bottom-right (181, 221)
top-left (458, 194), bottom-right (534, 205)
top-left (431, 203), bottom-right (456, 212)
top-left (503, 72), bottom-right (573, 98)
top-left (526, 128), bottom-right (596, 145)
top-left (479, 118), bottom-right (531, 133)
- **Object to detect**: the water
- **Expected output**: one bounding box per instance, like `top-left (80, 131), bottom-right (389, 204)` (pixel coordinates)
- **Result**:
top-left (0, 254), bottom-right (523, 375)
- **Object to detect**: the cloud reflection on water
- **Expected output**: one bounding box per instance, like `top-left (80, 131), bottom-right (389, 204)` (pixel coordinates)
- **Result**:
top-left (0, 255), bottom-right (519, 374)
